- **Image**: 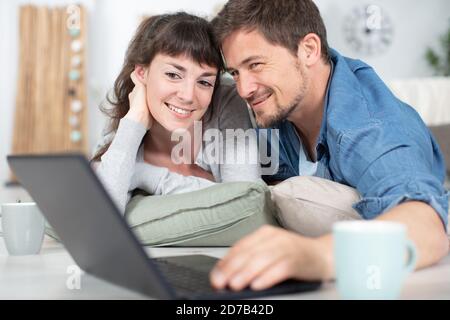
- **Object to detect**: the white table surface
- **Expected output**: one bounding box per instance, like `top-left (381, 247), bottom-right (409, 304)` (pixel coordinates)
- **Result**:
top-left (0, 236), bottom-right (450, 300)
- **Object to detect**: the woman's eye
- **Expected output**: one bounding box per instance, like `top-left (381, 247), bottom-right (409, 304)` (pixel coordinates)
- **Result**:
top-left (166, 72), bottom-right (181, 80)
top-left (198, 80), bottom-right (213, 88)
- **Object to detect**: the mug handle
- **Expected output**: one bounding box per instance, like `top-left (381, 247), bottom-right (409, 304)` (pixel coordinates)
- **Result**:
top-left (404, 239), bottom-right (417, 275)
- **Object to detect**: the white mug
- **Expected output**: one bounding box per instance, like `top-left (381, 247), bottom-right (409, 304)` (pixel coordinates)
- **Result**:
top-left (0, 202), bottom-right (45, 256)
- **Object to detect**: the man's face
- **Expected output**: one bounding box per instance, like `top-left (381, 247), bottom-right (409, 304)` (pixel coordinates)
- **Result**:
top-left (222, 29), bottom-right (309, 128)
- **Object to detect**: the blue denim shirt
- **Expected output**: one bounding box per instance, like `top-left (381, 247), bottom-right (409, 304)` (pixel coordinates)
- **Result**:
top-left (262, 48), bottom-right (449, 227)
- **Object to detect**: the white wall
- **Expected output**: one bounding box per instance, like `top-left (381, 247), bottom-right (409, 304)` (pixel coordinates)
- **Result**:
top-left (317, 0), bottom-right (450, 79)
top-left (1, 0), bottom-right (449, 203)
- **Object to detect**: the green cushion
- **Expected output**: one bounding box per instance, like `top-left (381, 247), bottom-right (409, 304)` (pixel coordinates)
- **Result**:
top-left (125, 181), bottom-right (279, 247)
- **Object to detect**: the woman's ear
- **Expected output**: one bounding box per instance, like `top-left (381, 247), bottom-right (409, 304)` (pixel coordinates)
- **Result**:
top-left (134, 65), bottom-right (148, 84)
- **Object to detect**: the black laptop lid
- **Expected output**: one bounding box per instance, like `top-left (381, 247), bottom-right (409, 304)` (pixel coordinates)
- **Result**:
top-left (7, 154), bottom-right (175, 299)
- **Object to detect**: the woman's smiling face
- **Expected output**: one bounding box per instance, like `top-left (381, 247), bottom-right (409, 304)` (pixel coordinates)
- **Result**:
top-left (143, 53), bottom-right (218, 132)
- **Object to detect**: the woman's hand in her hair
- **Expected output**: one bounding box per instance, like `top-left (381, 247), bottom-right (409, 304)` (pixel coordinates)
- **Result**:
top-left (125, 70), bottom-right (153, 130)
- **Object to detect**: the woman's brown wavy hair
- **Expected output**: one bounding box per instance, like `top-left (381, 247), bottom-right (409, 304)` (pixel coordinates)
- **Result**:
top-left (92, 12), bottom-right (224, 162)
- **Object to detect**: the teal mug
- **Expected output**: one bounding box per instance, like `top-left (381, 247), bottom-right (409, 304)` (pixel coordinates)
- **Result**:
top-left (333, 221), bottom-right (417, 300)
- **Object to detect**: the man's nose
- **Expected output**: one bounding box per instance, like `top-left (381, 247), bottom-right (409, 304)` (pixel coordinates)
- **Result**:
top-left (236, 72), bottom-right (258, 100)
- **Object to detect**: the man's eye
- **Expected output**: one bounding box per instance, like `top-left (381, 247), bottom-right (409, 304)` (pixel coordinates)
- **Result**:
top-left (249, 63), bottom-right (262, 70)
top-left (229, 70), bottom-right (238, 77)
top-left (166, 72), bottom-right (181, 79)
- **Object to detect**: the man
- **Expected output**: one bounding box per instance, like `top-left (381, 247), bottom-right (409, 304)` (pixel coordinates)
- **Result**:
top-left (209, 0), bottom-right (449, 292)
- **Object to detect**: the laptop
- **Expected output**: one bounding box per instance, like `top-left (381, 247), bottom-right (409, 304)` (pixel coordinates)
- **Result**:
top-left (7, 154), bottom-right (321, 299)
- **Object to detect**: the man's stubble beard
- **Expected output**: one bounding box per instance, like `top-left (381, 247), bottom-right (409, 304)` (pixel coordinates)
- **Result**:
top-left (255, 64), bottom-right (309, 128)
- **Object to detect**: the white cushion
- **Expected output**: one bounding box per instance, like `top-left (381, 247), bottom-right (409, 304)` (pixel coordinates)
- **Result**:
top-left (270, 176), bottom-right (362, 237)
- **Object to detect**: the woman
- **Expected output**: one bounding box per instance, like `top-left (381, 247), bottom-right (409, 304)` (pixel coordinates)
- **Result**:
top-left (92, 12), bottom-right (260, 214)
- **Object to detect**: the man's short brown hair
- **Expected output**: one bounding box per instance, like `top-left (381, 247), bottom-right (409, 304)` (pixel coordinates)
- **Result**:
top-left (212, 0), bottom-right (330, 62)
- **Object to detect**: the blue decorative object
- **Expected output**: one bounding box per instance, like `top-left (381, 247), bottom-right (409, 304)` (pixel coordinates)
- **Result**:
top-left (69, 70), bottom-right (80, 81)
top-left (69, 28), bottom-right (81, 37)
top-left (70, 130), bottom-right (82, 143)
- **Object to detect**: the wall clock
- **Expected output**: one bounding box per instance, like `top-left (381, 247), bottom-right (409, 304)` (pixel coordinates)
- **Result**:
top-left (343, 4), bottom-right (394, 56)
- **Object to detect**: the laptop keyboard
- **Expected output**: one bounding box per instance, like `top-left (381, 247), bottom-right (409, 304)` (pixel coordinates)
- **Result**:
top-left (152, 256), bottom-right (322, 299)
top-left (153, 258), bottom-right (214, 293)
